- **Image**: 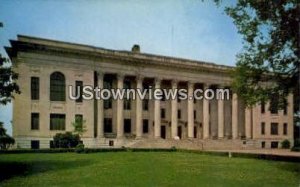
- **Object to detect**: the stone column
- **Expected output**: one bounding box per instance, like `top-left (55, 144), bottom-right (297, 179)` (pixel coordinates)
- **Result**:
top-left (154, 78), bottom-right (161, 138)
top-left (232, 93), bottom-right (238, 139)
top-left (217, 89), bottom-right (224, 139)
top-left (117, 74), bottom-right (124, 138)
top-left (203, 84), bottom-right (210, 139)
top-left (171, 80), bottom-right (178, 138)
top-left (136, 75), bottom-right (143, 138)
top-left (245, 107), bottom-right (252, 139)
top-left (187, 82), bottom-right (194, 138)
top-left (97, 71), bottom-right (104, 138)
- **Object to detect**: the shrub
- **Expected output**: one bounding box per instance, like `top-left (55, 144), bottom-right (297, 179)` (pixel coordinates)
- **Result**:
top-left (75, 143), bottom-right (85, 153)
top-left (281, 139), bottom-right (290, 149)
top-left (0, 135), bottom-right (15, 150)
top-left (53, 132), bottom-right (80, 148)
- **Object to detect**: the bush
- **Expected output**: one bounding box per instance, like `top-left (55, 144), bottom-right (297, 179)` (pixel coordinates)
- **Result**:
top-left (281, 139), bottom-right (290, 149)
top-left (75, 143), bottom-right (85, 153)
top-left (53, 132), bottom-right (80, 148)
top-left (0, 135), bottom-right (15, 150)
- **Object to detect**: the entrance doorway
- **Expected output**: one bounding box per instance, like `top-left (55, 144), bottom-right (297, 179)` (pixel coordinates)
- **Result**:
top-left (177, 126), bottom-right (182, 139)
top-left (161, 126), bottom-right (166, 139)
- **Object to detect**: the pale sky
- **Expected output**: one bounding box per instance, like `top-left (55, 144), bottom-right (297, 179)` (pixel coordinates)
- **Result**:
top-left (0, 0), bottom-right (242, 135)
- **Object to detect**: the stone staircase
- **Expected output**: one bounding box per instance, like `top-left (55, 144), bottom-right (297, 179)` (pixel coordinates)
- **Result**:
top-left (125, 138), bottom-right (259, 150)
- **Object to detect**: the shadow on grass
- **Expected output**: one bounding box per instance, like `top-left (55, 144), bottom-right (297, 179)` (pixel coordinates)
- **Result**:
top-left (0, 159), bottom-right (92, 182)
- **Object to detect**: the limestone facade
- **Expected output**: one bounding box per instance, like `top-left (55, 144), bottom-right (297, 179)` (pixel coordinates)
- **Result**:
top-left (6, 35), bottom-right (294, 149)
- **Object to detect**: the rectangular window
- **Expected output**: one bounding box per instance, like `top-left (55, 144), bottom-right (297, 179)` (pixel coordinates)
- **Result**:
top-left (271, 141), bottom-right (278, 148)
top-left (270, 94), bottom-right (279, 114)
top-left (124, 119), bottom-right (131, 133)
top-left (104, 79), bottom-right (112, 109)
top-left (31, 113), bottom-right (39, 130)
top-left (75, 81), bottom-right (83, 103)
top-left (261, 122), bottom-right (265, 135)
top-left (178, 110), bottom-right (181, 119)
top-left (194, 110), bottom-right (196, 120)
top-left (271, 123), bottom-right (278, 135)
top-left (283, 123), bottom-right (288, 135)
top-left (143, 99), bottom-right (149, 111)
top-left (261, 141), bottom-right (265, 148)
top-left (50, 140), bottom-right (55, 148)
top-left (261, 100), bottom-right (265, 114)
top-left (31, 77), bottom-right (39, 100)
top-left (143, 119), bottom-right (149, 133)
top-left (161, 109), bottom-right (166, 119)
top-left (104, 118), bottom-right (112, 133)
top-left (283, 100), bottom-right (287, 115)
top-left (31, 140), bottom-right (40, 149)
top-left (50, 114), bottom-right (66, 130)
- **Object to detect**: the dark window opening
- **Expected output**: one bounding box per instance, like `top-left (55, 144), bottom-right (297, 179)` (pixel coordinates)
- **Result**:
top-left (261, 141), bottom-right (265, 148)
top-left (50, 72), bottom-right (65, 101)
top-left (261, 100), bottom-right (265, 114)
top-left (271, 123), bottom-right (278, 135)
top-left (31, 140), bottom-right (40, 149)
top-left (270, 93), bottom-right (279, 114)
top-left (104, 118), bottom-right (112, 133)
top-left (50, 140), bottom-right (55, 148)
top-left (261, 122), bottom-right (265, 135)
top-left (271, 141), bottom-right (278, 148)
top-left (50, 114), bottom-right (66, 130)
top-left (124, 119), bottom-right (131, 133)
top-left (31, 77), bottom-right (39, 100)
top-left (31, 113), bottom-right (39, 130)
top-left (283, 123), bottom-right (288, 135)
top-left (143, 99), bottom-right (149, 111)
top-left (178, 110), bottom-right (181, 119)
top-left (143, 119), bottom-right (149, 133)
top-left (161, 109), bottom-right (166, 119)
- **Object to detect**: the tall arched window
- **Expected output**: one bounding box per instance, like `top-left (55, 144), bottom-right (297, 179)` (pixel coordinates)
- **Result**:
top-left (50, 72), bottom-right (65, 101)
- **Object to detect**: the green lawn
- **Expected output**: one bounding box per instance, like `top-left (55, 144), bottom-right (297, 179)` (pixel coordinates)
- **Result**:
top-left (0, 152), bottom-right (299, 187)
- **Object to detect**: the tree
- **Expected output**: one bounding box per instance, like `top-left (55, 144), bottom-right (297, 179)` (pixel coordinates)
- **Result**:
top-left (0, 122), bottom-right (15, 150)
top-left (213, 1), bottom-right (299, 109)
top-left (72, 116), bottom-right (86, 137)
top-left (0, 22), bottom-right (20, 105)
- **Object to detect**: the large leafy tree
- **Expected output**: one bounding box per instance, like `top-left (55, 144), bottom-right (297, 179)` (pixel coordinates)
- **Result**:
top-left (0, 22), bottom-right (20, 105)
top-left (214, 1), bottom-right (299, 109)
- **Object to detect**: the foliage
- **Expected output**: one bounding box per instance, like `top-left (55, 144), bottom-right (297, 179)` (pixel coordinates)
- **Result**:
top-left (281, 139), bottom-right (291, 149)
top-left (53, 132), bottom-right (80, 148)
top-left (0, 23), bottom-right (20, 105)
top-left (72, 116), bottom-right (86, 137)
top-left (214, 1), bottom-right (299, 107)
top-left (0, 122), bottom-right (15, 150)
top-left (75, 143), bottom-right (85, 153)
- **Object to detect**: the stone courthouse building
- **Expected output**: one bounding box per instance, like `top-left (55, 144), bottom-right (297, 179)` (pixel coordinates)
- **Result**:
top-left (5, 35), bottom-right (294, 149)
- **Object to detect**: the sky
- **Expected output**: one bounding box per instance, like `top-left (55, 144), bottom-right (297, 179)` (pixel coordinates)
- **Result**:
top-left (0, 0), bottom-right (242, 135)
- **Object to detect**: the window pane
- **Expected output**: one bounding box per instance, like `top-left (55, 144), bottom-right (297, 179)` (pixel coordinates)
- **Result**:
top-left (50, 72), bottom-right (65, 101)
top-left (31, 113), bottom-right (39, 130)
top-left (50, 114), bottom-right (66, 130)
top-left (31, 77), bottom-right (39, 100)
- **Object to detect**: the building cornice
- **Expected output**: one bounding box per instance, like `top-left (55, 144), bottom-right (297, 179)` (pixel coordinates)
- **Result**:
top-left (5, 35), bottom-right (234, 74)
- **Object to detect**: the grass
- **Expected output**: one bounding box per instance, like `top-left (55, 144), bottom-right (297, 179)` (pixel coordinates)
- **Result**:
top-left (0, 152), bottom-right (299, 187)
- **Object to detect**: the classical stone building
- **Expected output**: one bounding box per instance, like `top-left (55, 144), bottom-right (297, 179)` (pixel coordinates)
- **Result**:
top-left (5, 35), bottom-right (294, 149)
